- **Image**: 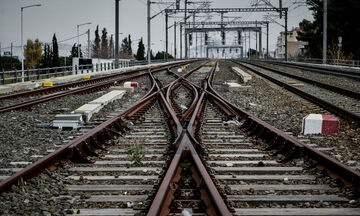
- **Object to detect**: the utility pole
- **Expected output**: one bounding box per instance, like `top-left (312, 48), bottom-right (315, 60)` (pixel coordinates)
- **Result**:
top-left (259, 27), bottom-right (262, 59)
top-left (115, 0), bottom-right (120, 68)
top-left (147, 0), bottom-right (151, 64)
top-left (180, 24), bottom-right (183, 59)
top-left (256, 21), bottom-right (258, 58)
top-left (193, 12), bottom-right (195, 58)
top-left (284, 10), bottom-right (288, 61)
top-left (174, 21), bottom-right (177, 60)
top-left (266, 22), bottom-right (269, 59)
top-left (244, 32), bottom-right (247, 59)
top-left (165, 12), bottom-right (168, 61)
top-left (11, 43), bottom-right (13, 69)
top-left (323, 0), bottom-right (327, 64)
top-left (248, 31), bottom-right (251, 60)
top-left (88, 29), bottom-right (91, 59)
top-left (184, 0), bottom-right (188, 59)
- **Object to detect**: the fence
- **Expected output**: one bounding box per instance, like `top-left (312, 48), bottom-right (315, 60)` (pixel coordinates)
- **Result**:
top-left (0, 59), bottom-right (175, 85)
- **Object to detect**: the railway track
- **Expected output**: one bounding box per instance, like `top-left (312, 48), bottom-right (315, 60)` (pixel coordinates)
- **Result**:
top-left (263, 60), bottom-right (360, 81)
top-left (1, 60), bottom-right (360, 215)
top-left (233, 61), bottom-right (360, 123)
top-left (0, 61), bottom-right (192, 113)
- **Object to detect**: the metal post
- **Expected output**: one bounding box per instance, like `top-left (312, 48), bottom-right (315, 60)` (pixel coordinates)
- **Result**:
top-left (115, 0), bottom-right (120, 68)
top-left (284, 10), bottom-right (288, 61)
top-left (20, 4), bottom-right (41, 83)
top-left (147, 0), bottom-right (151, 64)
top-left (195, 31), bottom-right (198, 58)
top-left (266, 22), bottom-right (269, 58)
top-left (0, 42), bottom-right (2, 71)
top-left (244, 32), bottom-right (246, 59)
top-left (323, 0), bottom-right (327, 64)
top-left (174, 21), bottom-right (177, 60)
top-left (180, 24), bottom-right (183, 59)
top-left (255, 21), bottom-right (258, 58)
top-left (77, 25), bottom-right (80, 59)
top-left (88, 29), bottom-right (91, 59)
top-left (184, 0), bottom-right (188, 59)
top-left (21, 8), bottom-right (24, 82)
top-left (165, 12), bottom-right (168, 61)
top-left (259, 28), bottom-right (262, 59)
top-left (11, 43), bottom-right (13, 69)
top-left (248, 31), bottom-right (251, 59)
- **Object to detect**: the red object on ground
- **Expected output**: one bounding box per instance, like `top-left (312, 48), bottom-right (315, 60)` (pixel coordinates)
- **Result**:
top-left (302, 114), bottom-right (339, 135)
top-left (124, 81), bottom-right (138, 88)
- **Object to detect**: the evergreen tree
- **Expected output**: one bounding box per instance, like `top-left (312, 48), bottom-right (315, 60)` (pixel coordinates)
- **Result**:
top-left (109, 34), bottom-right (114, 59)
top-left (71, 43), bottom-right (82, 58)
top-left (101, 28), bottom-right (109, 58)
top-left (52, 33), bottom-right (60, 67)
top-left (42, 43), bottom-right (52, 68)
top-left (120, 37), bottom-right (131, 58)
top-left (150, 50), bottom-right (155, 60)
top-left (127, 34), bottom-right (132, 55)
top-left (135, 37), bottom-right (145, 60)
top-left (92, 25), bottom-right (101, 58)
top-left (297, 0), bottom-right (360, 59)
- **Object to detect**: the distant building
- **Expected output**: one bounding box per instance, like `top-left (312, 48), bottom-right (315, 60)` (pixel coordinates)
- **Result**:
top-left (2, 51), bottom-right (19, 59)
top-left (276, 27), bottom-right (308, 58)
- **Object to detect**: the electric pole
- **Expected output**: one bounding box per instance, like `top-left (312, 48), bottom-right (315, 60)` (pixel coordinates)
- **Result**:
top-left (323, 0), bottom-right (327, 64)
top-left (147, 0), bottom-right (151, 64)
top-left (115, 0), bottom-right (119, 68)
top-left (184, 0), bottom-right (188, 59)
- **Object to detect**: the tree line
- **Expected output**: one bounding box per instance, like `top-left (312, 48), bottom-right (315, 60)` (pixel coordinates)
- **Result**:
top-left (297, 0), bottom-right (360, 60)
top-left (4, 25), bottom-right (173, 70)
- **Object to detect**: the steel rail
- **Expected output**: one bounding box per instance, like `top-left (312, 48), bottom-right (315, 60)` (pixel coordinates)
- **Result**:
top-left (0, 73), bottom-right (148, 113)
top-left (265, 60), bottom-right (360, 81)
top-left (0, 61), bottom-right (194, 113)
top-left (235, 61), bottom-right (360, 124)
top-left (0, 61), bottom-right (194, 193)
top-left (0, 61), bottom-right (185, 100)
top-left (244, 60), bottom-right (360, 100)
top-left (200, 61), bottom-right (360, 191)
top-left (147, 62), bottom-right (232, 215)
top-left (0, 90), bottom-right (159, 192)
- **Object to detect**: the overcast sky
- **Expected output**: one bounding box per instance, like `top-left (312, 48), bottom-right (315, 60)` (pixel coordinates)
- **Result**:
top-left (0, 0), bottom-right (313, 58)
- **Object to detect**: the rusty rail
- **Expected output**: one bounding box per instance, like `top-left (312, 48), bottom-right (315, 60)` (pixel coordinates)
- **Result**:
top-left (235, 61), bottom-right (360, 124)
top-left (0, 61), bottom-right (187, 100)
top-left (203, 61), bottom-right (360, 190)
top-left (147, 61), bottom-right (232, 215)
top-left (0, 61), bottom-right (193, 193)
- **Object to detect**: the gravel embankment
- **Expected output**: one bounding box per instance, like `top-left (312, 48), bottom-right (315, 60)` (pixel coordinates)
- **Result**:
top-left (214, 60), bottom-right (360, 168)
top-left (0, 74), bottom-right (153, 215)
top-left (257, 61), bottom-right (360, 93)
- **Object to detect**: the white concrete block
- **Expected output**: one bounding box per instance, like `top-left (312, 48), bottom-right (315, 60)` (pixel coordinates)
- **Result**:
top-left (302, 114), bottom-right (339, 135)
top-left (74, 103), bottom-right (103, 122)
top-left (124, 82), bottom-right (138, 88)
top-left (228, 83), bottom-right (243, 91)
top-left (232, 67), bottom-right (252, 83)
top-left (89, 90), bottom-right (126, 105)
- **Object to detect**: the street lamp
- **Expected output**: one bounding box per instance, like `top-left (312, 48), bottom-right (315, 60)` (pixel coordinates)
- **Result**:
top-left (77, 22), bottom-right (91, 59)
top-left (21, 4), bottom-right (41, 82)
